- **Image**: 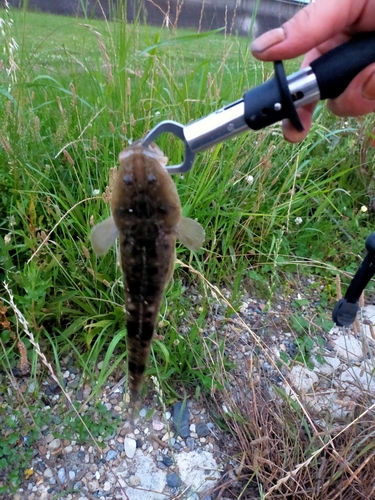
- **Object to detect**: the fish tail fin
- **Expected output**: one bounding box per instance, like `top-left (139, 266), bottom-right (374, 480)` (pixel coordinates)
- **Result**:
top-left (126, 320), bottom-right (154, 399)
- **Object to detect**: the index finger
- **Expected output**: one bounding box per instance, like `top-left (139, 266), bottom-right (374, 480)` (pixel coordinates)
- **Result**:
top-left (251, 0), bottom-right (370, 60)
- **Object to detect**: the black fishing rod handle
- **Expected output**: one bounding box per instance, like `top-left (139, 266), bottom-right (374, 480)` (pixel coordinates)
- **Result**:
top-left (311, 31), bottom-right (375, 100)
top-left (244, 31), bottom-right (375, 132)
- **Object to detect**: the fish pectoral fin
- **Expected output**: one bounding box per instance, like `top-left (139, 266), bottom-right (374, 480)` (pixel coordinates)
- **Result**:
top-left (176, 217), bottom-right (205, 252)
top-left (90, 216), bottom-right (119, 256)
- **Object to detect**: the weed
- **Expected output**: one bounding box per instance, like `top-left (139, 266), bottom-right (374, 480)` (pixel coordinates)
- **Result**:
top-left (1, 2), bottom-right (375, 495)
top-left (0, 399), bottom-right (49, 493)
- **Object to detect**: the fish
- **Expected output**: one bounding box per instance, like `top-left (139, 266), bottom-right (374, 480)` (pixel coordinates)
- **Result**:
top-left (90, 142), bottom-right (205, 400)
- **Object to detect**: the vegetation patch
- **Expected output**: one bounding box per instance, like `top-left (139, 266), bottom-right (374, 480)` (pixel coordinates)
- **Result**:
top-left (1, 1), bottom-right (375, 497)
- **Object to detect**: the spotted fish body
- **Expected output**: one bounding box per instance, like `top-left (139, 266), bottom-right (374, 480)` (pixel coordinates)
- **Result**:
top-left (90, 143), bottom-right (205, 399)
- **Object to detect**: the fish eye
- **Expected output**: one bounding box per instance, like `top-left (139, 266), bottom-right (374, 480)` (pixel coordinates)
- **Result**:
top-left (123, 174), bottom-right (133, 185)
top-left (147, 174), bottom-right (157, 184)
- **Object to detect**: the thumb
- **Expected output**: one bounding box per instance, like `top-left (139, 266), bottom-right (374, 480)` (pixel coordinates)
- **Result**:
top-left (250, 0), bottom-right (365, 61)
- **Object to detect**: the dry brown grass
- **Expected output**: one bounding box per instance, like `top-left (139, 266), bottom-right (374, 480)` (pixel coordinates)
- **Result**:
top-left (209, 378), bottom-right (375, 500)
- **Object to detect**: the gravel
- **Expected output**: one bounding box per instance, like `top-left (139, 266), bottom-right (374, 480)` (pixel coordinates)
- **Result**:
top-left (4, 278), bottom-right (375, 499)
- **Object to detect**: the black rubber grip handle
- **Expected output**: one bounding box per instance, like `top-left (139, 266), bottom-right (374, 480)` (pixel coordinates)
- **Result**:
top-left (310, 31), bottom-right (375, 100)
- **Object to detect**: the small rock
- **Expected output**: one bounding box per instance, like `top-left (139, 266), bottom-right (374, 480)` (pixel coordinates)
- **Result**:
top-left (196, 423), bottom-right (210, 437)
top-left (152, 419), bottom-right (164, 431)
top-left (173, 402), bottom-right (190, 438)
top-left (124, 437), bottom-right (136, 458)
top-left (82, 383), bottom-right (92, 399)
top-left (331, 335), bottom-right (363, 361)
top-left (57, 468), bottom-right (66, 484)
top-left (186, 437), bottom-right (195, 450)
top-left (139, 408), bottom-right (147, 418)
top-left (36, 460), bottom-right (46, 473)
top-left (176, 450), bottom-right (220, 493)
top-left (187, 494), bottom-right (199, 500)
top-left (128, 475), bottom-right (140, 487)
top-left (103, 481), bottom-right (111, 492)
top-left (164, 411), bottom-right (171, 420)
top-left (44, 468), bottom-right (53, 478)
top-left (161, 431), bottom-right (174, 442)
top-left (105, 449), bottom-right (118, 461)
top-left (45, 433), bottom-right (54, 444)
top-left (87, 479), bottom-right (99, 492)
top-left (27, 382), bottom-right (36, 393)
top-left (340, 365), bottom-right (375, 395)
top-left (38, 445), bottom-right (47, 455)
top-left (48, 438), bottom-right (61, 451)
top-left (287, 365), bottom-right (318, 393)
top-left (166, 472), bottom-right (182, 488)
top-left (162, 456), bottom-right (173, 467)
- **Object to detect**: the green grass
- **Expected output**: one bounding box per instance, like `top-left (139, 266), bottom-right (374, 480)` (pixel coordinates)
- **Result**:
top-left (1, 1), bottom-right (375, 492)
top-left (1, 0), bottom-right (375, 392)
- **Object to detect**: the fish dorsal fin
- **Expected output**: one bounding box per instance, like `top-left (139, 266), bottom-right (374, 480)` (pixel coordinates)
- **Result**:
top-left (176, 217), bottom-right (205, 252)
top-left (90, 216), bottom-right (119, 256)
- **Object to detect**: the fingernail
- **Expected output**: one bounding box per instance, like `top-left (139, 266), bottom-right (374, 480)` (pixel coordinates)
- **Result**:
top-left (362, 71), bottom-right (375, 100)
top-left (251, 27), bottom-right (286, 53)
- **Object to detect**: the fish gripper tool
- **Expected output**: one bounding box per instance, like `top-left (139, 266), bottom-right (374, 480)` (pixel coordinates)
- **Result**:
top-left (142, 31), bottom-right (375, 173)
top-left (332, 233), bottom-right (375, 327)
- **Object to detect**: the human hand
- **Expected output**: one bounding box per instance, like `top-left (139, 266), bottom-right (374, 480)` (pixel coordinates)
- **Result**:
top-left (251, 0), bottom-right (375, 142)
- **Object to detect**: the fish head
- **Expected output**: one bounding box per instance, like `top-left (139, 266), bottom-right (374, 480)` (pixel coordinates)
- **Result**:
top-left (111, 142), bottom-right (182, 230)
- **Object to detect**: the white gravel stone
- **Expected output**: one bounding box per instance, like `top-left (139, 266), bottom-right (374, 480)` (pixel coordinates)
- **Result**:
top-left (139, 408), bottom-right (147, 418)
top-left (57, 468), bottom-right (66, 483)
top-left (161, 431), bottom-right (174, 442)
top-left (88, 479), bottom-right (99, 492)
top-left (103, 481), bottom-right (111, 492)
top-left (313, 355), bottom-right (341, 375)
top-left (306, 390), bottom-right (352, 421)
top-left (45, 433), bottom-right (54, 444)
top-left (124, 436), bottom-right (137, 458)
top-left (152, 419), bottom-right (164, 431)
top-left (340, 366), bottom-right (375, 395)
top-left (176, 450), bottom-right (220, 493)
top-left (331, 335), bottom-right (364, 361)
top-left (112, 449), bottom-right (167, 499)
top-left (362, 304), bottom-right (375, 323)
top-left (287, 365), bottom-right (318, 393)
top-left (43, 468), bottom-right (53, 478)
top-left (47, 438), bottom-right (61, 451)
